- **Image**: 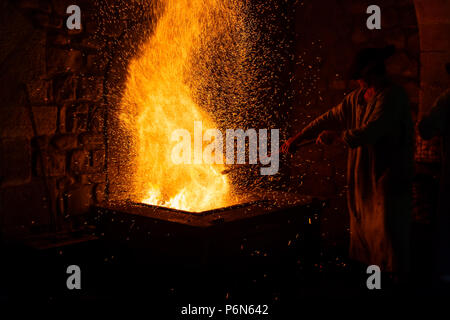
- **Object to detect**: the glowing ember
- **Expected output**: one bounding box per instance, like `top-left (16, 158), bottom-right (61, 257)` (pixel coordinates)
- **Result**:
top-left (119, 0), bottom-right (251, 212)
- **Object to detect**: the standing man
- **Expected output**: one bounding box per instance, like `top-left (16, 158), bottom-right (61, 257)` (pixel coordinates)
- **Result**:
top-left (418, 63), bottom-right (450, 285)
top-left (281, 45), bottom-right (414, 275)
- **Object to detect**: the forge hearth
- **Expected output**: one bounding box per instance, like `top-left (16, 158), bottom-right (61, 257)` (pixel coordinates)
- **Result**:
top-left (92, 192), bottom-right (325, 268)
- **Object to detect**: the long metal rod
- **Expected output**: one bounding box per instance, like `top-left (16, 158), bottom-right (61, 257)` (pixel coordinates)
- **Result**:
top-left (221, 138), bottom-right (316, 175)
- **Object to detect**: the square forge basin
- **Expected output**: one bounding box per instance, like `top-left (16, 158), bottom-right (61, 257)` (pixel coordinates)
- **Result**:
top-left (91, 191), bottom-right (326, 268)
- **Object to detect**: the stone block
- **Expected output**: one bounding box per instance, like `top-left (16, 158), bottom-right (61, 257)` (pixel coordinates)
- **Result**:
top-left (91, 149), bottom-right (105, 171)
top-left (86, 54), bottom-right (108, 74)
top-left (35, 149), bottom-right (66, 177)
top-left (26, 79), bottom-right (52, 104)
top-left (52, 134), bottom-right (78, 150)
top-left (32, 135), bottom-right (50, 151)
top-left (77, 76), bottom-right (103, 101)
top-left (53, 74), bottom-right (77, 102)
top-left (58, 105), bottom-right (68, 133)
top-left (57, 176), bottom-right (76, 190)
top-left (63, 102), bottom-right (90, 133)
top-left (79, 132), bottom-right (104, 149)
top-left (32, 106), bottom-right (58, 136)
top-left (70, 149), bottom-right (89, 174)
top-left (80, 173), bottom-right (106, 185)
top-left (47, 48), bottom-right (82, 74)
top-left (89, 106), bottom-right (105, 133)
top-left (94, 183), bottom-right (106, 203)
top-left (70, 148), bottom-right (104, 174)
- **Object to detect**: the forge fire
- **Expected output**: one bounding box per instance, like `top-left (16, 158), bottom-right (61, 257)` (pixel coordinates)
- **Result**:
top-left (119, 0), bottom-right (236, 212)
top-left (0, 0), bottom-right (449, 309)
top-left (116, 0), bottom-right (281, 212)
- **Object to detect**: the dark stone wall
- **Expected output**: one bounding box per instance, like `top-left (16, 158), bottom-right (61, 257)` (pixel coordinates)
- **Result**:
top-left (0, 0), bottom-right (107, 236)
top-left (0, 0), bottom-right (448, 247)
top-left (0, 0), bottom-right (157, 237)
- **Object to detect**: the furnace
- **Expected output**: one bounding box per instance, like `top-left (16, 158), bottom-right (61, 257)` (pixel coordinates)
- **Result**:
top-left (92, 191), bottom-right (325, 268)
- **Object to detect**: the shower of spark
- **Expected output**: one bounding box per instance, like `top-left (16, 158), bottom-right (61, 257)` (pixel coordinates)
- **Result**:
top-left (118, 0), bottom-right (263, 212)
top-left (92, 0), bottom-right (296, 211)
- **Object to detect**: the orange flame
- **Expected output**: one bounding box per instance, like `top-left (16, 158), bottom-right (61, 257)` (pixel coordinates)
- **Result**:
top-left (119, 0), bottom-right (245, 211)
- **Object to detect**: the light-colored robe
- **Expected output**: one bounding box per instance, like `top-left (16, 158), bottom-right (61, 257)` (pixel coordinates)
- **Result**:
top-left (298, 83), bottom-right (414, 272)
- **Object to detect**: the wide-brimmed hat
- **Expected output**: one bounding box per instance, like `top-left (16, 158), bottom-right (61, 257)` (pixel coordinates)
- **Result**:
top-left (348, 45), bottom-right (396, 80)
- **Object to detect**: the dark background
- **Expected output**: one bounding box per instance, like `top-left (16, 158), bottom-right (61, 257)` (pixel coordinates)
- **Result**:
top-left (0, 0), bottom-right (449, 307)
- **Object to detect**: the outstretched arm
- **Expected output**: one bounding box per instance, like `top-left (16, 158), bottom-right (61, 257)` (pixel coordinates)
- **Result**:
top-left (281, 97), bottom-right (349, 153)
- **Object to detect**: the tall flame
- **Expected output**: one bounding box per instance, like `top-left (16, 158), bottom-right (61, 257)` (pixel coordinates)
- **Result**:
top-left (119, 0), bottom-right (247, 211)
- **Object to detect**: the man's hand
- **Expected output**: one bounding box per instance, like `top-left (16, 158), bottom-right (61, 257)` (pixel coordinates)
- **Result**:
top-left (280, 136), bottom-right (298, 154)
top-left (316, 130), bottom-right (341, 145)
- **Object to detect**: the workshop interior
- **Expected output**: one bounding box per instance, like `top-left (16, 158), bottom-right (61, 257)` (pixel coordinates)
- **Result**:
top-left (0, 0), bottom-right (449, 310)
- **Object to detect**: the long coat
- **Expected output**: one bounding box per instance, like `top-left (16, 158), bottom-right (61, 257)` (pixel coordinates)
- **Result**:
top-left (419, 89), bottom-right (450, 277)
top-left (299, 83), bottom-right (414, 272)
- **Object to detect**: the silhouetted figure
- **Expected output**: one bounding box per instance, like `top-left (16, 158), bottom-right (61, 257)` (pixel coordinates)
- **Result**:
top-left (418, 63), bottom-right (450, 286)
top-left (282, 45), bottom-right (414, 275)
